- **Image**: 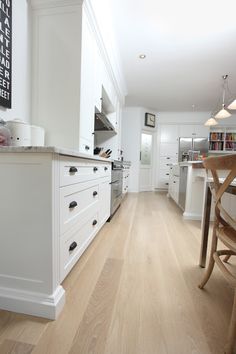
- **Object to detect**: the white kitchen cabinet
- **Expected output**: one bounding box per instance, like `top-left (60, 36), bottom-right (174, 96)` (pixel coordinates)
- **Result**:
top-left (168, 167), bottom-right (179, 204)
top-left (31, 0), bottom-right (122, 156)
top-left (99, 179), bottom-right (111, 225)
top-left (194, 125), bottom-right (209, 137)
top-left (160, 143), bottom-right (178, 157)
top-left (0, 150), bottom-right (111, 320)
top-left (160, 124), bottom-right (179, 143)
top-left (122, 164), bottom-right (130, 195)
top-left (179, 124), bottom-right (209, 138)
top-left (31, 2), bottom-right (83, 150)
top-left (157, 137), bottom-right (178, 189)
top-left (79, 13), bottom-right (95, 154)
top-left (93, 45), bottom-right (103, 112)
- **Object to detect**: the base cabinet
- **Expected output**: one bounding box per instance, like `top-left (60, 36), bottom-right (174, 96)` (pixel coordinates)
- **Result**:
top-left (168, 166), bottom-right (180, 204)
top-left (0, 152), bottom-right (111, 319)
top-left (122, 165), bottom-right (130, 195)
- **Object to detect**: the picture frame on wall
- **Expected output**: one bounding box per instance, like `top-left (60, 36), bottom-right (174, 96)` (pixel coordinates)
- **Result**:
top-left (145, 113), bottom-right (156, 128)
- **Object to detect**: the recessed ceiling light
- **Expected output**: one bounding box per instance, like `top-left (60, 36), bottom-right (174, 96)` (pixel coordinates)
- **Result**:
top-left (139, 54), bottom-right (146, 59)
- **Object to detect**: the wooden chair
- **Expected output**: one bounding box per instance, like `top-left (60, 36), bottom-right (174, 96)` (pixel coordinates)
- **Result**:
top-left (199, 154), bottom-right (236, 354)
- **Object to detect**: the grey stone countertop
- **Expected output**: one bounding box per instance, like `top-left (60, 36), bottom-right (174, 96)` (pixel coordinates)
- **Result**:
top-left (0, 146), bottom-right (113, 162)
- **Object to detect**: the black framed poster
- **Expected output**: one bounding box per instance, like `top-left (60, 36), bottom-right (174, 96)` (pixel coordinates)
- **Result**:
top-left (0, 0), bottom-right (12, 109)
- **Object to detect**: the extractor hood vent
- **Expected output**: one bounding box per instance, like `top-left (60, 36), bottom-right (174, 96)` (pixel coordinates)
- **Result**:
top-left (94, 109), bottom-right (116, 132)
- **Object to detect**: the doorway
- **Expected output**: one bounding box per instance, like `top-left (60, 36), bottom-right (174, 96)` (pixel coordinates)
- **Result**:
top-left (139, 131), bottom-right (154, 191)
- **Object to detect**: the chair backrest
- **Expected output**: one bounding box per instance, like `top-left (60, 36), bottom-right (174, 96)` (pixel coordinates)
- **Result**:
top-left (203, 154), bottom-right (236, 230)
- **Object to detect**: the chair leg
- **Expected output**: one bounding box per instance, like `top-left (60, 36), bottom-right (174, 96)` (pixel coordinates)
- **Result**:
top-left (224, 290), bottom-right (236, 354)
top-left (199, 224), bottom-right (218, 289)
top-left (224, 255), bottom-right (231, 263)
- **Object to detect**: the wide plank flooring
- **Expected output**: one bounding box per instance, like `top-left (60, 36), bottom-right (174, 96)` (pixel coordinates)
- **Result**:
top-left (0, 192), bottom-right (235, 354)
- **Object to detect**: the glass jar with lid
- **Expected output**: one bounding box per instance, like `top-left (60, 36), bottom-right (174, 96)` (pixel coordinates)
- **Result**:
top-left (0, 119), bottom-right (11, 146)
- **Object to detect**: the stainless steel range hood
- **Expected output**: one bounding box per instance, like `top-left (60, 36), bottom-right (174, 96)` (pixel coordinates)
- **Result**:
top-left (94, 109), bottom-right (116, 132)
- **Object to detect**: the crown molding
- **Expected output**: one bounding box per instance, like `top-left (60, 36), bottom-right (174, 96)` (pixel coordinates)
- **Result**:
top-left (28, 0), bottom-right (84, 10)
top-left (83, 0), bottom-right (127, 104)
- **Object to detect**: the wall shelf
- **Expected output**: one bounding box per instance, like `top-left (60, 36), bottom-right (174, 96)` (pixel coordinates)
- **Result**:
top-left (209, 127), bottom-right (236, 152)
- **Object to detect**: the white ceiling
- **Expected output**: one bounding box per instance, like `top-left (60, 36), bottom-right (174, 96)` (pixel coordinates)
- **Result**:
top-left (109, 0), bottom-right (236, 111)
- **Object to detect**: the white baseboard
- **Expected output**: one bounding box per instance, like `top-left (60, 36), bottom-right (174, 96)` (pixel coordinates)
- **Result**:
top-left (183, 212), bottom-right (202, 220)
top-left (0, 285), bottom-right (65, 320)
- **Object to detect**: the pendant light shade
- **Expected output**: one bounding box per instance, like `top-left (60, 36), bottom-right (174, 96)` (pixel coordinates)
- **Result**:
top-left (214, 75), bottom-right (232, 119)
top-left (214, 104), bottom-right (231, 119)
top-left (204, 118), bottom-right (218, 126)
top-left (228, 99), bottom-right (236, 110)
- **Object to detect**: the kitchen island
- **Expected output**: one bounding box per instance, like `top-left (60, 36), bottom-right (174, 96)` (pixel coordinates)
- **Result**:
top-left (0, 147), bottom-right (112, 319)
top-left (168, 161), bottom-right (206, 220)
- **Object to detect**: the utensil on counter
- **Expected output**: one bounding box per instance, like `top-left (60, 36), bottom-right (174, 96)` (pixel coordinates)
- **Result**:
top-left (99, 149), bottom-right (112, 158)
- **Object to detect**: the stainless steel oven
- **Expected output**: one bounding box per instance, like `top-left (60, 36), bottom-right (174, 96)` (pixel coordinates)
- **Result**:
top-left (110, 160), bottom-right (123, 218)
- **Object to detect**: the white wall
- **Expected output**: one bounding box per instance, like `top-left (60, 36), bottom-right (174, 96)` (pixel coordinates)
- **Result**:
top-left (121, 106), bottom-right (158, 192)
top-left (0, 0), bottom-right (31, 123)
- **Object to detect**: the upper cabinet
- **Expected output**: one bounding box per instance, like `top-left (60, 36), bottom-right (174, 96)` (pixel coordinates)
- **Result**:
top-left (79, 13), bottom-right (95, 154)
top-left (30, 0), bottom-right (124, 155)
top-left (31, 1), bottom-right (83, 150)
top-left (160, 125), bottom-right (179, 143)
top-left (179, 124), bottom-right (209, 138)
top-left (93, 45), bottom-right (102, 112)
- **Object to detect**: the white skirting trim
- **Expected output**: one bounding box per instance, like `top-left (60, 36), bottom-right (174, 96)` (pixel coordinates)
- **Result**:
top-left (183, 212), bottom-right (202, 220)
top-left (0, 285), bottom-right (65, 320)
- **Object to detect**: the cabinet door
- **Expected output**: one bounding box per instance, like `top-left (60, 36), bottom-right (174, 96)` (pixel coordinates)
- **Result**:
top-left (99, 180), bottom-right (111, 225)
top-left (160, 143), bottom-right (178, 157)
top-left (93, 45), bottom-right (102, 112)
top-left (101, 61), bottom-right (116, 112)
top-left (179, 124), bottom-right (209, 138)
top-left (160, 125), bottom-right (179, 143)
top-left (80, 15), bottom-right (95, 153)
top-left (194, 125), bottom-right (209, 137)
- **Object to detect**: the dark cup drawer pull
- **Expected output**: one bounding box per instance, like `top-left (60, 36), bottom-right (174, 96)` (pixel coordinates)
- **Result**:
top-left (166, 157), bottom-right (171, 160)
top-left (69, 241), bottom-right (77, 252)
top-left (166, 173), bottom-right (169, 176)
top-left (85, 145), bottom-right (90, 150)
top-left (104, 167), bottom-right (108, 171)
top-left (165, 183), bottom-right (169, 185)
top-left (92, 220), bottom-right (97, 226)
top-left (69, 166), bottom-right (78, 173)
top-left (93, 167), bottom-right (98, 172)
top-left (93, 191), bottom-right (98, 197)
top-left (69, 201), bottom-right (77, 209)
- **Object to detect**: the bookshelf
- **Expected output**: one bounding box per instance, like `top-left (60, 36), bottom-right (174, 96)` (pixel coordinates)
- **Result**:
top-left (209, 127), bottom-right (236, 153)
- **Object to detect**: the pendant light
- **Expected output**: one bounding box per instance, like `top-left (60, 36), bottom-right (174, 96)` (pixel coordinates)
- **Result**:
top-left (204, 117), bottom-right (218, 126)
top-left (214, 75), bottom-right (231, 119)
top-left (228, 99), bottom-right (236, 110)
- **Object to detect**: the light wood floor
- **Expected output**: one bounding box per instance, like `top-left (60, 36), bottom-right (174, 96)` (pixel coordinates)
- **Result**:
top-left (0, 192), bottom-right (235, 354)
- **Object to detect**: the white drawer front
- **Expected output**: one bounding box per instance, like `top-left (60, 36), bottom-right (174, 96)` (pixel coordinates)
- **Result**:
top-left (99, 164), bottom-right (111, 180)
top-left (159, 156), bottom-right (177, 165)
top-left (159, 161), bottom-right (174, 170)
top-left (59, 156), bottom-right (111, 187)
top-left (60, 182), bottom-right (99, 235)
top-left (159, 169), bottom-right (171, 179)
top-left (60, 212), bottom-right (99, 281)
top-left (158, 178), bottom-right (170, 189)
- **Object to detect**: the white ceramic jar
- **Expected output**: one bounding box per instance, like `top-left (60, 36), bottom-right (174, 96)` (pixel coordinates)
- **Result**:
top-left (6, 119), bottom-right (31, 146)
